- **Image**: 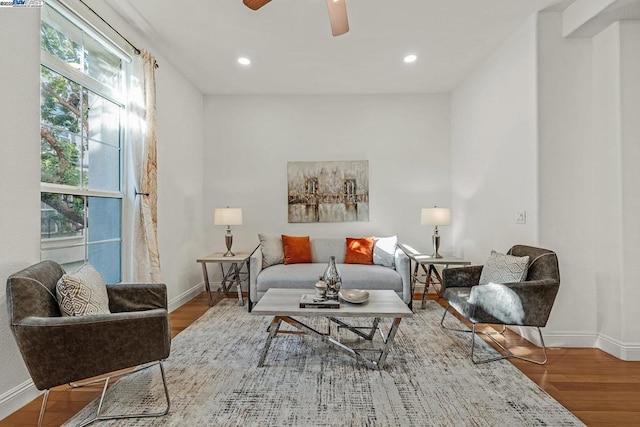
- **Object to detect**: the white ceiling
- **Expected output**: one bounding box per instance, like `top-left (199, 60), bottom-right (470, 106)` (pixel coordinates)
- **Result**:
top-left (106, 0), bottom-right (569, 95)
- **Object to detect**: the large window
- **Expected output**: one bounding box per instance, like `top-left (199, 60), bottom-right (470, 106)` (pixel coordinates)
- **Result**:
top-left (40, 2), bottom-right (127, 283)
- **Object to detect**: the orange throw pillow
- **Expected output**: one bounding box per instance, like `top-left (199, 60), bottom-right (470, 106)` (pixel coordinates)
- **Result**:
top-left (344, 237), bottom-right (375, 265)
top-left (281, 235), bottom-right (312, 264)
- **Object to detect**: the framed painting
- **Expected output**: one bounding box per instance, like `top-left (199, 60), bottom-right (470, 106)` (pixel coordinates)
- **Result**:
top-left (287, 160), bottom-right (369, 223)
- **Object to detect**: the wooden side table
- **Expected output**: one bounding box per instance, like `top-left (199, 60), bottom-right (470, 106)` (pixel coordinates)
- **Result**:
top-left (399, 244), bottom-right (471, 309)
top-left (197, 252), bottom-right (251, 307)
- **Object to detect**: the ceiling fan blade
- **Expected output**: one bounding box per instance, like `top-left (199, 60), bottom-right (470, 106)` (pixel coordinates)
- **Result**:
top-left (243, 0), bottom-right (272, 11)
top-left (326, 0), bottom-right (349, 37)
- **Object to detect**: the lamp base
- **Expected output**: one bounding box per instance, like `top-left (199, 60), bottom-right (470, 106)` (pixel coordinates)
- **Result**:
top-left (224, 230), bottom-right (235, 257)
top-left (431, 228), bottom-right (442, 259)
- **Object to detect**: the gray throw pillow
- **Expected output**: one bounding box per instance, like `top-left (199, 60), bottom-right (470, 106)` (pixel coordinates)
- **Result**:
top-left (56, 263), bottom-right (111, 316)
top-left (258, 233), bottom-right (284, 268)
top-left (478, 250), bottom-right (529, 285)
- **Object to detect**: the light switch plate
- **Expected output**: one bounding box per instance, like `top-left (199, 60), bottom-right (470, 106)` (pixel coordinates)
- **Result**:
top-left (516, 210), bottom-right (526, 224)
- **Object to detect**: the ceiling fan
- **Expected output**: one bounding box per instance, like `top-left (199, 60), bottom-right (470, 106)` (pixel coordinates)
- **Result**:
top-left (243, 0), bottom-right (349, 37)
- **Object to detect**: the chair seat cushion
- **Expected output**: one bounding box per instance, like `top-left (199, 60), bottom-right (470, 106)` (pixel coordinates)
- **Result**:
top-left (444, 287), bottom-right (502, 325)
top-left (56, 263), bottom-right (111, 316)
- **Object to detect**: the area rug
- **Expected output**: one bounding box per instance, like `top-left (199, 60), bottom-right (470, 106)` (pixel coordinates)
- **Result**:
top-left (65, 300), bottom-right (583, 426)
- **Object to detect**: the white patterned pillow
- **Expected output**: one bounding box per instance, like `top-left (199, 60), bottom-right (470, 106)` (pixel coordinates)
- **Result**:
top-left (478, 250), bottom-right (530, 285)
top-left (258, 233), bottom-right (284, 268)
top-left (373, 236), bottom-right (397, 268)
top-left (56, 263), bottom-right (111, 316)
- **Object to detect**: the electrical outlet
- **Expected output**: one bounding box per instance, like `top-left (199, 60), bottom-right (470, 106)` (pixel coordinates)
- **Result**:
top-left (516, 210), bottom-right (526, 224)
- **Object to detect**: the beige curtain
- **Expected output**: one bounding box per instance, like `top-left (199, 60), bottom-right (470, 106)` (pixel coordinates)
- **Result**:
top-left (130, 50), bottom-right (161, 282)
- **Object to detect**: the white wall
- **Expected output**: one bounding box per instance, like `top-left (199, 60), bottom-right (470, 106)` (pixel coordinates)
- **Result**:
top-left (451, 14), bottom-right (539, 263)
top-left (202, 94), bottom-right (452, 274)
top-left (155, 58), bottom-right (205, 310)
top-left (0, 8), bottom-right (45, 416)
top-left (536, 11), bottom-right (595, 344)
top-left (591, 20), bottom-right (640, 358)
top-left (452, 8), bottom-right (640, 358)
top-left (0, 2), bottom-right (205, 420)
top-left (618, 22), bottom-right (640, 352)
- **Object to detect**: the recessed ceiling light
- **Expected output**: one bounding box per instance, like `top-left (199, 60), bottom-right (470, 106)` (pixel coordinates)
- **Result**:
top-left (403, 54), bottom-right (417, 64)
top-left (238, 57), bottom-right (251, 66)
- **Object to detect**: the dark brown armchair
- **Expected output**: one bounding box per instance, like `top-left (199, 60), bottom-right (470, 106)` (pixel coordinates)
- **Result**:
top-left (6, 260), bottom-right (171, 426)
top-left (440, 245), bottom-right (560, 364)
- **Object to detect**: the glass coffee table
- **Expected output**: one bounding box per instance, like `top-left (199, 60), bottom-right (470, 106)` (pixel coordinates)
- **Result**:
top-left (251, 288), bottom-right (413, 370)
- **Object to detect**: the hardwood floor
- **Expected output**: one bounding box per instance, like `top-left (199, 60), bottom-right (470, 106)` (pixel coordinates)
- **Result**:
top-left (2, 292), bottom-right (639, 426)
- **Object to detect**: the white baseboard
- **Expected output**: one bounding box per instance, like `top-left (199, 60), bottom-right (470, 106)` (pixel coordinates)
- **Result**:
top-left (595, 333), bottom-right (640, 361)
top-left (168, 282), bottom-right (206, 312)
top-left (0, 379), bottom-right (40, 422)
top-left (167, 281), bottom-right (243, 312)
top-left (512, 328), bottom-right (640, 361)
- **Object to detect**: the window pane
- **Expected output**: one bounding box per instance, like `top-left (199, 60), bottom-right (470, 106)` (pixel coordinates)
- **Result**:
top-left (83, 34), bottom-right (122, 92)
top-left (86, 140), bottom-right (120, 192)
top-left (41, 67), bottom-right (83, 186)
top-left (88, 242), bottom-right (121, 284)
top-left (41, 5), bottom-right (82, 68)
top-left (86, 91), bottom-right (120, 146)
top-left (41, 193), bottom-right (85, 240)
top-left (88, 197), bottom-right (121, 242)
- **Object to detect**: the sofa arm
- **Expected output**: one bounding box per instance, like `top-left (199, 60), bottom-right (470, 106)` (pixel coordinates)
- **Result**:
top-left (441, 265), bottom-right (483, 293)
top-left (12, 309), bottom-right (171, 390)
top-left (249, 246), bottom-right (263, 310)
top-left (107, 283), bottom-right (167, 312)
top-left (394, 248), bottom-right (412, 304)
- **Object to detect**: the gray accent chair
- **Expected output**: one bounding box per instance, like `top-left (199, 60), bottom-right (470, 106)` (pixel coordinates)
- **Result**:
top-left (6, 260), bottom-right (172, 426)
top-left (440, 245), bottom-right (560, 364)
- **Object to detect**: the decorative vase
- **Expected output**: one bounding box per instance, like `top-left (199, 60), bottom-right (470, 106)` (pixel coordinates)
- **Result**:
top-left (323, 256), bottom-right (341, 300)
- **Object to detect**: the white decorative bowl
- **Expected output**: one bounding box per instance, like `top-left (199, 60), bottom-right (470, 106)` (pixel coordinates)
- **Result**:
top-left (339, 289), bottom-right (370, 304)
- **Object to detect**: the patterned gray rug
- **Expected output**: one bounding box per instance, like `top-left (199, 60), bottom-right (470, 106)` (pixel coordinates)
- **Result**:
top-left (65, 300), bottom-right (583, 426)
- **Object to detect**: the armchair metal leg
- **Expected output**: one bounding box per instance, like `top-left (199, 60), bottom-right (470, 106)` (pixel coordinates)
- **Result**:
top-left (440, 304), bottom-right (545, 364)
top-left (35, 360), bottom-right (171, 427)
top-left (77, 360), bottom-right (170, 426)
top-left (37, 389), bottom-right (49, 427)
top-left (471, 324), bottom-right (548, 365)
top-left (69, 362), bottom-right (158, 388)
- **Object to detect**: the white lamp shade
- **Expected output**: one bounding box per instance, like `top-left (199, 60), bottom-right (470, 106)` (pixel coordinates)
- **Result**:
top-left (214, 208), bottom-right (243, 226)
top-left (421, 207), bottom-right (451, 226)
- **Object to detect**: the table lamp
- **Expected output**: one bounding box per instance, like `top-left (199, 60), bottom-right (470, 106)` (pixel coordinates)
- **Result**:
top-left (421, 207), bottom-right (451, 258)
top-left (214, 207), bottom-right (243, 257)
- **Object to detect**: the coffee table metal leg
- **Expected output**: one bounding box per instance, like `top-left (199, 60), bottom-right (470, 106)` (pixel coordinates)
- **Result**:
top-left (330, 317), bottom-right (380, 340)
top-left (258, 316), bottom-right (282, 367)
top-left (376, 317), bottom-right (402, 367)
top-left (276, 316), bottom-right (402, 370)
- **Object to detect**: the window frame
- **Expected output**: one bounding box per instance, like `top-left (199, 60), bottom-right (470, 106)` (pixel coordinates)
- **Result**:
top-left (40, 0), bottom-right (133, 283)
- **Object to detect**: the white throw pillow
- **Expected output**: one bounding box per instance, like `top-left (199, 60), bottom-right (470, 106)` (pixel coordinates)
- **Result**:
top-left (258, 233), bottom-right (284, 268)
top-left (373, 236), bottom-right (397, 268)
top-left (56, 263), bottom-right (111, 316)
top-left (478, 250), bottom-right (530, 285)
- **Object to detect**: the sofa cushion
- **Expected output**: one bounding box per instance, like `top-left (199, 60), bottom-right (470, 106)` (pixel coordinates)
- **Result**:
top-left (373, 235), bottom-right (397, 268)
top-left (282, 235), bottom-right (312, 264)
top-left (56, 263), bottom-right (110, 316)
top-left (478, 250), bottom-right (530, 285)
top-left (258, 233), bottom-right (284, 268)
top-left (256, 263), bottom-right (403, 293)
top-left (344, 237), bottom-right (374, 265)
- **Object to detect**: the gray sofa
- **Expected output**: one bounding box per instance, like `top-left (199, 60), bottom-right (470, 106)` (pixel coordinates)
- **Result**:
top-left (248, 237), bottom-right (411, 311)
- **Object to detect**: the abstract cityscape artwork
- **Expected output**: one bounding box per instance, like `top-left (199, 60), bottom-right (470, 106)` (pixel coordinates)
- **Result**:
top-left (287, 160), bottom-right (369, 223)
